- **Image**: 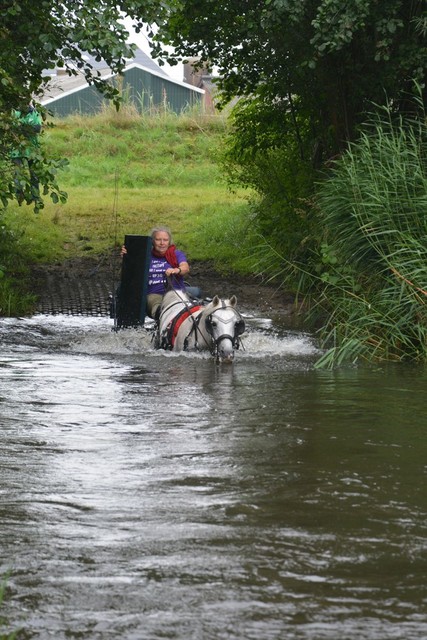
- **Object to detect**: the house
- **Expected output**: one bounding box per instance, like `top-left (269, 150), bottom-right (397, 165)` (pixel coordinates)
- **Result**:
top-left (41, 47), bottom-right (204, 117)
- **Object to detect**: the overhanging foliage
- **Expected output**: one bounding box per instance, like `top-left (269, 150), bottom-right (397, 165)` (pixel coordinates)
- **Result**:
top-left (152, 0), bottom-right (426, 156)
top-left (0, 0), bottom-right (167, 210)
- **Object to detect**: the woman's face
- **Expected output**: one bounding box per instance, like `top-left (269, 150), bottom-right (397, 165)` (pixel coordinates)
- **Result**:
top-left (153, 231), bottom-right (171, 254)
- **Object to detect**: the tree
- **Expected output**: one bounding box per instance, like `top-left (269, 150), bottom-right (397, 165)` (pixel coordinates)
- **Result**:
top-left (147, 0), bottom-right (427, 369)
top-left (151, 0), bottom-right (427, 157)
top-left (0, 0), bottom-right (162, 210)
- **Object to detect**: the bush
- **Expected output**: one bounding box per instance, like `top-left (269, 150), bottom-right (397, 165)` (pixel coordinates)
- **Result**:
top-left (215, 97), bottom-right (318, 288)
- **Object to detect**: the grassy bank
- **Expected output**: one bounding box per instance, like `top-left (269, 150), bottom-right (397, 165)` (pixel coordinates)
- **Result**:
top-left (1, 106), bottom-right (251, 314)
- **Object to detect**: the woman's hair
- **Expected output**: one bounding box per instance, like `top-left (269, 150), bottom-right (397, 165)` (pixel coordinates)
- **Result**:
top-left (150, 226), bottom-right (172, 243)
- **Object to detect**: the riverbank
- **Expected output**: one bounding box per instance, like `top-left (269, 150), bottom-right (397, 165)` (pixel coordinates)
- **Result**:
top-left (1, 109), bottom-right (250, 317)
top-left (29, 255), bottom-right (296, 318)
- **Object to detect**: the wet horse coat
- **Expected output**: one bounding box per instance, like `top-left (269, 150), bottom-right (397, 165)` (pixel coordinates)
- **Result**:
top-left (156, 290), bottom-right (245, 361)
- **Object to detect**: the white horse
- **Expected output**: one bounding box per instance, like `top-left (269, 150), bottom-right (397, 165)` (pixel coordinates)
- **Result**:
top-left (155, 289), bottom-right (245, 362)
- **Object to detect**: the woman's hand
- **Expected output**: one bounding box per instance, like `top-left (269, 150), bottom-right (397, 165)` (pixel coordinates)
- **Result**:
top-left (167, 261), bottom-right (190, 277)
top-left (165, 267), bottom-right (181, 277)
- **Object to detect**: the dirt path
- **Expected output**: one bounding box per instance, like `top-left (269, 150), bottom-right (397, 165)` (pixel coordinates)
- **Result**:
top-left (30, 255), bottom-right (295, 317)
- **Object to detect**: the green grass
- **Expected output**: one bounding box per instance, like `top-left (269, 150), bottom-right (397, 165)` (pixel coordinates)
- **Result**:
top-left (2, 107), bottom-right (249, 270)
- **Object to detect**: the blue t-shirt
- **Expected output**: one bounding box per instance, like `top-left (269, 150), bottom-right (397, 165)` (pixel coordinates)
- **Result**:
top-left (148, 249), bottom-right (187, 294)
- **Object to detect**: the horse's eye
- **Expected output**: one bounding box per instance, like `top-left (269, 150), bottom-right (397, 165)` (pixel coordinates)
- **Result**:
top-left (206, 317), bottom-right (215, 335)
top-left (235, 320), bottom-right (245, 335)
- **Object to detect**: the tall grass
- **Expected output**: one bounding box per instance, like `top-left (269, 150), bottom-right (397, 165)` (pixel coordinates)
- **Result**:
top-left (312, 104), bottom-right (427, 367)
top-left (0, 225), bottom-right (36, 314)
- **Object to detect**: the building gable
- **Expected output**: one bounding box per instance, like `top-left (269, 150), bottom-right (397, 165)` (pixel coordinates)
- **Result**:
top-left (41, 50), bottom-right (204, 117)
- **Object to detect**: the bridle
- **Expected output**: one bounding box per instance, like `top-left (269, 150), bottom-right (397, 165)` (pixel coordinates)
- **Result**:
top-left (157, 290), bottom-right (245, 357)
top-left (204, 303), bottom-right (246, 357)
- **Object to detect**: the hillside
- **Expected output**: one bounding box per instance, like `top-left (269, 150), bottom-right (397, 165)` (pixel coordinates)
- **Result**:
top-left (4, 108), bottom-right (295, 317)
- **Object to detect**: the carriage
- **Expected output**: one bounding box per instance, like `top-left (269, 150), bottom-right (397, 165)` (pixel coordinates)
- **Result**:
top-left (113, 235), bottom-right (245, 361)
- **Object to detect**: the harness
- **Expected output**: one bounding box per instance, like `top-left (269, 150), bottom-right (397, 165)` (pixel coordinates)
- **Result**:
top-left (160, 304), bottom-right (203, 350)
top-left (156, 292), bottom-right (245, 357)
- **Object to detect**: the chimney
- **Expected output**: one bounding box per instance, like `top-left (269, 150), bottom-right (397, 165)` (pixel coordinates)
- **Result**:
top-left (183, 57), bottom-right (212, 86)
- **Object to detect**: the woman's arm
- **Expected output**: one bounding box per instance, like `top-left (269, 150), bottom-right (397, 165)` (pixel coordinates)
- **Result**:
top-left (165, 261), bottom-right (189, 277)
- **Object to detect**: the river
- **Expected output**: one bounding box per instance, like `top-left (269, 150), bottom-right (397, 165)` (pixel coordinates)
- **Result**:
top-left (0, 312), bottom-right (426, 639)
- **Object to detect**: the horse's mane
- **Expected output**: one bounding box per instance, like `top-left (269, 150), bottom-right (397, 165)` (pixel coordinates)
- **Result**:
top-left (162, 289), bottom-right (190, 304)
top-left (201, 295), bottom-right (238, 312)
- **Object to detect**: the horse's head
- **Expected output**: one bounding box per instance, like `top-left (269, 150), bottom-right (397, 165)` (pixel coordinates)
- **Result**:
top-left (203, 295), bottom-right (245, 362)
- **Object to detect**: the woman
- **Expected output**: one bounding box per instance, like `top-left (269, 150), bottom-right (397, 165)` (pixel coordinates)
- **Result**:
top-left (121, 226), bottom-right (191, 319)
top-left (146, 226), bottom-right (191, 319)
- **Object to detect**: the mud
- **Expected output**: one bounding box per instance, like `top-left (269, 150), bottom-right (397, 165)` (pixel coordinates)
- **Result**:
top-left (30, 255), bottom-right (296, 317)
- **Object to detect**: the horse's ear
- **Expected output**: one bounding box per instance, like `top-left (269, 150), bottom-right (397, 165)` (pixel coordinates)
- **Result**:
top-left (212, 295), bottom-right (220, 306)
top-left (230, 295), bottom-right (237, 307)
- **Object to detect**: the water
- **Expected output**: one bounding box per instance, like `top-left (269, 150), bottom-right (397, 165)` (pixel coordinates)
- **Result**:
top-left (0, 314), bottom-right (426, 639)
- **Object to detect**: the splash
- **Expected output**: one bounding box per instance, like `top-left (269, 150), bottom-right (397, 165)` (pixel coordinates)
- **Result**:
top-left (0, 314), bottom-right (320, 360)
top-left (240, 328), bottom-right (320, 358)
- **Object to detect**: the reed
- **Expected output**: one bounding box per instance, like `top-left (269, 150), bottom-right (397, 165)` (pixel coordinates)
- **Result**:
top-left (313, 103), bottom-right (427, 367)
top-left (0, 576), bottom-right (19, 640)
